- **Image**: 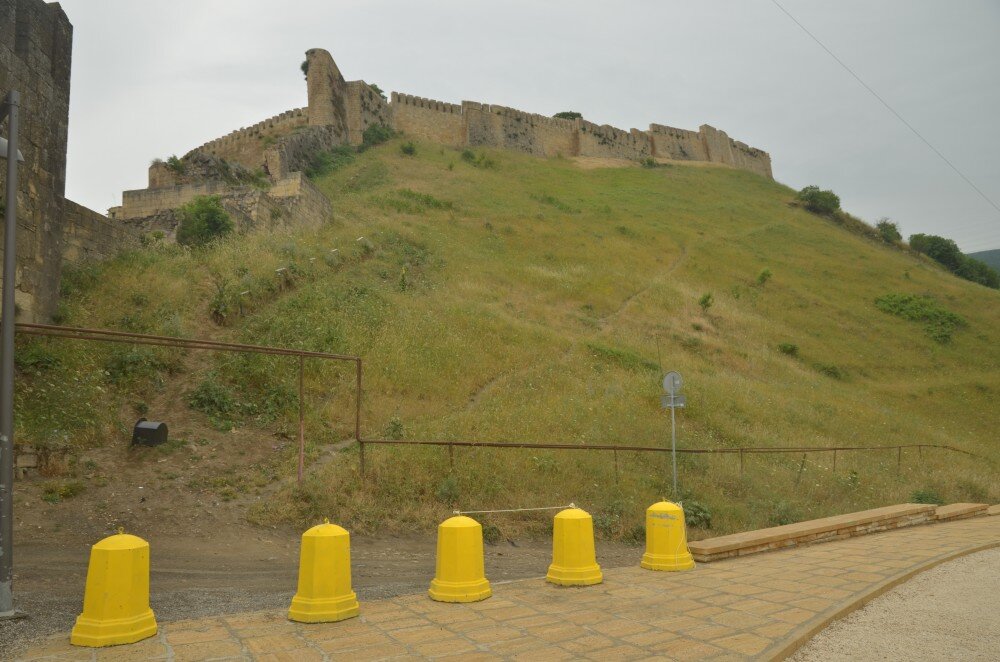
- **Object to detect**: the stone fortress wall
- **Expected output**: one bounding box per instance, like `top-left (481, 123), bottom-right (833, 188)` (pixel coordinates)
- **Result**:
top-left (10, 32), bottom-right (773, 320)
top-left (113, 47), bottom-right (772, 233)
top-left (0, 0), bottom-right (135, 322)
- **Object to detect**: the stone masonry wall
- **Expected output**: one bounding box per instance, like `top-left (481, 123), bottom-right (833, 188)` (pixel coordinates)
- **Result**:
top-left (345, 80), bottom-right (391, 146)
top-left (0, 0), bottom-right (133, 322)
top-left (185, 107), bottom-right (308, 172)
top-left (392, 93), bottom-right (465, 147)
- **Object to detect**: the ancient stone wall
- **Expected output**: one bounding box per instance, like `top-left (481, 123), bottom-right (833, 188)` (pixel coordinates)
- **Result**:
top-left (391, 92), bottom-right (465, 147)
top-left (648, 124), bottom-right (708, 161)
top-left (61, 200), bottom-right (137, 263)
top-left (345, 81), bottom-right (391, 146)
top-left (0, 0), bottom-right (133, 321)
top-left (185, 107), bottom-right (308, 172)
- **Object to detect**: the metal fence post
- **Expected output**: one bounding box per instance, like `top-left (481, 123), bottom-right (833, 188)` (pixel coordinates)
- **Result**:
top-left (0, 90), bottom-right (22, 618)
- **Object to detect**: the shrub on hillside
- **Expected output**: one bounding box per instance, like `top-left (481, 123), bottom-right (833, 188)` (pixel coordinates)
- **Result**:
top-left (553, 111), bottom-right (582, 120)
top-left (955, 256), bottom-right (1000, 289)
top-left (304, 145), bottom-right (355, 178)
top-left (796, 185), bottom-right (840, 215)
top-left (875, 217), bottom-right (902, 243)
top-left (756, 268), bottom-right (773, 286)
top-left (361, 123), bottom-right (394, 149)
top-left (874, 293), bottom-right (966, 343)
top-left (176, 196), bottom-right (233, 247)
top-left (910, 232), bottom-right (999, 288)
top-left (399, 141), bottom-right (417, 156)
top-left (910, 488), bottom-right (943, 505)
top-left (698, 293), bottom-right (713, 312)
top-left (777, 342), bottom-right (798, 357)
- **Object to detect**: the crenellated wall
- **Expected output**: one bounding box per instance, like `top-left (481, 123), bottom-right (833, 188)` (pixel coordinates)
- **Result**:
top-left (392, 92), bottom-right (465, 147)
top-left (185, 107), bottom-right (308, 172)
top-left (345, 80), bottom-right (391, 146)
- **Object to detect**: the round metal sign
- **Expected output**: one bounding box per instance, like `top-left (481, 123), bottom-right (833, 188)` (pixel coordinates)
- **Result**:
top-left (662, 371), bottom-right (682, 394)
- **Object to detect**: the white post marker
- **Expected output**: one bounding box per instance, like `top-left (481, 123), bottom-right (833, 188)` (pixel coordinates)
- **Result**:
top-left (661, 371), bottom-right (685, 497)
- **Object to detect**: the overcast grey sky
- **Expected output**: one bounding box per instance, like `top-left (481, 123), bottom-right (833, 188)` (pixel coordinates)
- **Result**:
top-left (56, 0), bottom-right (1000, 252)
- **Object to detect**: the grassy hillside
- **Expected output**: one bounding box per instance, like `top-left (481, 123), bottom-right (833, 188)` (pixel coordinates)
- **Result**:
top-left (17, 140), bottom-right (999, 541)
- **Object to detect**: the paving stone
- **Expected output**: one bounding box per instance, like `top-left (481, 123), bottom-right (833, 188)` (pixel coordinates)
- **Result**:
top-left (19, 516), bottom-right (1000, 661)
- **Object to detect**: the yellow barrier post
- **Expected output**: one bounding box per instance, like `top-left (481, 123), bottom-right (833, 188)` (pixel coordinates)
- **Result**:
top-left (428, 515), bottom-right (492, 603)
top-left (641, 501), bottom-right (695, 571)
top-left (546, 506), bottom-right (603, 586)
top-left (288, 519), bottom-right (360, 623)
top-left (70, 530), bottom-right (158, 647)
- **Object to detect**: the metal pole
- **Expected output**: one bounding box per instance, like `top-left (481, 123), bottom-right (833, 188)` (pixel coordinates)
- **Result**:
top-left (297, 355), bottom-right (304, 484)
top-left (0, 91), bottom-right (21, 616)
top-left (670, 393), bottom-right (677, 497)
top-left (354, 359), bottom-right (362, 441)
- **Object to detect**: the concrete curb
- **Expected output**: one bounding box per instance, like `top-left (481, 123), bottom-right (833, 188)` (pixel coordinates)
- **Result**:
top-left (764, 539), bottom-right (1000, 661)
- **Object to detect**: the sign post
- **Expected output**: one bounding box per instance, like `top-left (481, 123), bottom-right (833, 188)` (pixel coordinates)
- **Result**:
top-left (661, 371), bottom-right (684, 497)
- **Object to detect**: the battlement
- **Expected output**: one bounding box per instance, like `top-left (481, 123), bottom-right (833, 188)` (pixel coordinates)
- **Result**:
top-left (392, 92), bottom-right (461, 114)
top-left (189, 107), bottom-right (308, 159)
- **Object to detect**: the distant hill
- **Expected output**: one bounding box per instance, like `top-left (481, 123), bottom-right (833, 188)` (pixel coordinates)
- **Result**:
top-left (968, 249), bottom-right (1000, 272)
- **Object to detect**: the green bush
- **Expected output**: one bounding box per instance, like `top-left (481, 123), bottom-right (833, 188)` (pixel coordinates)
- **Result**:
top-left (909, 233), bottom-right (999, 288)
top-left (300, 60), bottom-right (308, 78)
top-left (399, 141), bottom-right (416, 156)
top-left (874, 293), bottom-right (966, 343)
top-left (361, 124), bottom-right (393, 149)
top-left (640, 157), bottom-right (657, 168)
top-left (186, 377), bottom-right (237, 418)
top-left (756, 268), bottom-right (773, 286)
top-left (369, 83), bottom-right (386, 100)
top-left (175, 196), bottom-right (233, 247)
top-left (910, 488), bottom-right (943, 505)
top-left (683, 500), bottom-right (712, 529)
top-left (553, 111), bottom-right (582, 120)
top-left (460, 149), bottom-right (497, 169)
top-left (165, 155), bottom-right (185, 174)
top-left (796, 185), bottom-right (840, 215)
top-left (698, 293), bottom-right (713, 312)
top-left (815, 363), bottom-right (845, 380)
top-left (875, 218), bottom-right (902, 243)
top-left (777, 342), bottom-right (799, 357)
top-left (304, 145), bottom-right (355, 178)
top-left (435, 475), bottom-right (460, 504)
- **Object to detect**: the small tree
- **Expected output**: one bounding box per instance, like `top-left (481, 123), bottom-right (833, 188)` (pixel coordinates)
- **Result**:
top-left (553, 111), bottom-right (582, 120)
top-left (875, 217), bottom-right (902, 243)
top-left (698, 293), bottom-right (713, 312)
top-left (176, 196), bottom-right (233, 247)
top-left (796, 185), bottom-right (840, 215)
top-left (369, 83), bottom-right (387, 100)
top-left (300, 60), bottom-right (309, 79)
top-left (909, 233), bottom-right (964, 271)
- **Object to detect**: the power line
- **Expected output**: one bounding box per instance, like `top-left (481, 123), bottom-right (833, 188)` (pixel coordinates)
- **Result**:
top-left (769, 0), bottom-right (1000, 219)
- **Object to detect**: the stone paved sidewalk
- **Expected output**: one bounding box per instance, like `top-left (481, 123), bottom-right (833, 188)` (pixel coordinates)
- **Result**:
top-left (19, 515), bottom-right (1000, 661)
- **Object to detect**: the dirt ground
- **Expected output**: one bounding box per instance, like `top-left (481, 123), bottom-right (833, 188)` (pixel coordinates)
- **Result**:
top-left (791, 547), bottom-right (1000, 661)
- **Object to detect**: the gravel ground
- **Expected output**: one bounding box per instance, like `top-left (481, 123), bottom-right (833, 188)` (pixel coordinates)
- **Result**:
top-left (791, 547), bottom-right (1000, 661)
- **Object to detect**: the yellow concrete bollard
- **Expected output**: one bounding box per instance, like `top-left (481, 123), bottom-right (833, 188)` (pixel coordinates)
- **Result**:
top-left (288, 520), bottom-right (360, 623)
top-left (70, 530), bottom-right (158, 647)
top-left (428, 515), bottom-right (492, 603)
top-left (641, 501), bottom-right (695, 571)
top-left (546, 507), bottom-right (603, 586)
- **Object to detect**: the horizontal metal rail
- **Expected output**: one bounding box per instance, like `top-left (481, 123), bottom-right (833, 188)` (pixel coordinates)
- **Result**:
top-left (357, 438), bottom-right (980, 477)
top-left (14, 323), bottom-right (364, 483)
top-left (15, 323), bottom-right (359, 361)
top-left (359, 438), bottom-right (975, 456)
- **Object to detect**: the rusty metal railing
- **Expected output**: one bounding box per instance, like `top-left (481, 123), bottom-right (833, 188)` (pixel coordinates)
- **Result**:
top-left (357, 438), bottom-right (978, 477)
top-left (15, 323), bottom-right (363, 484)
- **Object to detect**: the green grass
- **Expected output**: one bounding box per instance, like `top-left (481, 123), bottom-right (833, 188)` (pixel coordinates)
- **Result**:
top-left (17, 139), bottom-right (1000, 539)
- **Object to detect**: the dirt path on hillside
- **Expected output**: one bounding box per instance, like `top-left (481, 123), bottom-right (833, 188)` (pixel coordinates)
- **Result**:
top-left (790, 547), bottom-right (1000, 661)
top-left (1, 526), bottom-right (641, 658)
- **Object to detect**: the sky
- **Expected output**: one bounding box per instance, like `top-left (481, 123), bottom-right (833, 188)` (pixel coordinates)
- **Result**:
top-left (55, 0), bottom-right (1000, 253)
